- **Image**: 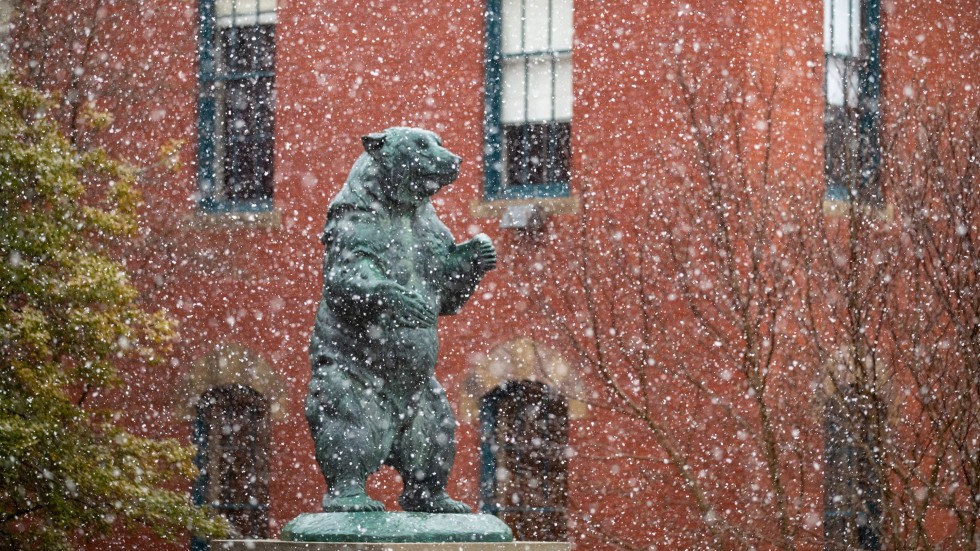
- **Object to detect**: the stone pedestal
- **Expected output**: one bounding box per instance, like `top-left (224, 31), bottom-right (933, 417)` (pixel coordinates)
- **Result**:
top-left (213, 542), bottom-right (570, 551)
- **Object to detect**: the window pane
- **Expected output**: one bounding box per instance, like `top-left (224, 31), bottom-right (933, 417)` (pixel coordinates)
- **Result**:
top-left (217, 0), bottom-right (277, 25)
top-left (252, 23), bottom-right (276, 72)
top-left (221, 76), bottom-right (274, 202)
top-left (826, 56), bottom-right (858, 107)
top-left (825, 104), bottom-right (860, 190)
top-left (216, 0), bottom-right (276, 16)
top-left (524, 0), bottom-right (550, 53)
top-left (526, 56), bottom-right (554, 121)
top-left (826, 57), bottom-right (844, 106)
top-left (848, 0), bottom-right (861, 56)
top-left (216, 24), bottom-right (275, 204)
top-left (502, 59), bottom-right (527, 124)
top-left (504, 121), bottom-right (571, 186)
top-left (502, 55), bottom-right (570, 124)
top-left (826, 0), bottom-right (859, 56)
top-left (199, 385), bottom-right (270, 539)
top-left (501, 0), bottom-right (524, 55)
top-left (219, 23), bottom-right (275, 74)
top-left (554, 55), bottom-right (572, 120)
top-left (549, 121), bottom-right (571, 183)
top-left (482, 382), bottom-right (568, 542)
top-left (550, 0), bottom-right (573, 51)
top-left (831, 0), bottom-right (848, 54)
top-left (504, 124), bottom-right (539, 186)
top-left (823, 0), bottom-right (831, 53)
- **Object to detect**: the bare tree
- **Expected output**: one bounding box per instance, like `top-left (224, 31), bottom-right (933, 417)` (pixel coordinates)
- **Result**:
top-left (513, 60), bottom-right (824, 550)
top-left (516, 58), bottom-right (979, 549)
top-left (11, 0), bottom-right (187, 151)
top-left (801, 98), bottom-right (979, 551)
top-left (885, 101), bottom-right (978, 549)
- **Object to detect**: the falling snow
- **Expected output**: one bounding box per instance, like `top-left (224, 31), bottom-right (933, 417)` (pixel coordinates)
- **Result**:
top-left (0, 0), bottom-right (978, 550)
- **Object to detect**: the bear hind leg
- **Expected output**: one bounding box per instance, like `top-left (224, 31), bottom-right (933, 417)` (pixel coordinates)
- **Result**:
top-left (306, 372), bottom-right (391, 512)
top-left (392, 381), bottom-right (471, 514)
top-left (312, 416), bottom-right (388, 512)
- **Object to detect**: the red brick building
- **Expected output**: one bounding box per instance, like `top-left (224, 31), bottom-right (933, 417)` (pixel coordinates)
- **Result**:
top-left (8, 0), bottom-right (978, 548)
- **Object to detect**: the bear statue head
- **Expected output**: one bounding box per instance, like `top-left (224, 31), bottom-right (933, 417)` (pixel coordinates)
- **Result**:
top-left (362, 127), bottom-right (462, 207)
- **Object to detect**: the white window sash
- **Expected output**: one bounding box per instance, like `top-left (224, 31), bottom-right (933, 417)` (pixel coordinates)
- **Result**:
top-left (215, 0), bottom-right (277, 27)
top-left (826, 57), bottom-right (859, 108)
top-left (502, 54), bottom-right (572, 124)
top-left (550, 0), bottom-right (573, 51)
top-left (500, 0), bottom-right (573, 124)
top-left (824, 0), bottom-right (860, 57)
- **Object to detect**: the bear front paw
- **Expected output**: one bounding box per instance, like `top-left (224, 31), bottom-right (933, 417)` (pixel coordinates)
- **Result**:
top-left (382, 285), bottom-right (437, 327)
top-left (455, 233), bottom-right (496, 274)
top-left (472, 233), bottom-right (497, 273)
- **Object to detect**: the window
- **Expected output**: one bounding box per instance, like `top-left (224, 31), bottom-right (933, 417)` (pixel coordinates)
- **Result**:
top-left (197, 0), bottom-right (276, 212)
top-left (192, 384), bottom-right (270, 548)
top-left (0, 0), bottom-right (13, 72)
top-left (823, 385), bottom-right (882, 550)
top-left (480, 381), bottom-right (568, 541)
top-left (484, 0), bottom-right (573, 200)
top-left (823, 0), bottom-right (881, 202)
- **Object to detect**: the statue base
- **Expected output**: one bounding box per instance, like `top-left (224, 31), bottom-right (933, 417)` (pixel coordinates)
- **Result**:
top-left (213, 512), bottom-right (571, 550)
top-left (213, 542), bottom-right (570, 551)
top-left (280, 512), bottom-right (514, 543)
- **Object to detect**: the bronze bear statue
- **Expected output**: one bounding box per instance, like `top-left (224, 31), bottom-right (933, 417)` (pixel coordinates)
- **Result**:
top-left (307, 127), bottom-right (496, 513)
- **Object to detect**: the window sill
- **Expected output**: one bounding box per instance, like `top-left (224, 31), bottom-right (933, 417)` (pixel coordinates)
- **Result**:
top-left (469, 195), bottom-right (579, 219)
top-left (822, 198), bottom-right (893, 221)
top-left (183, 208), bottom-right (282, 230)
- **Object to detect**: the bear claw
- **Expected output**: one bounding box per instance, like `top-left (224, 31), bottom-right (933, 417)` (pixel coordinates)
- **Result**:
top-left (399, 492), bottom-right (472, 514)
top-left (322, 493), bottom-right (386, 512)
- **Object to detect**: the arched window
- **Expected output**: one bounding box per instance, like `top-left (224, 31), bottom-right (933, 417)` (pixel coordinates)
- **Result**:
top-left (192, 384), bottom-right (270, 546)
top-left (823, 384), bottom-right (882, 550)
top-left (480, 381), bottom-right (568, 541)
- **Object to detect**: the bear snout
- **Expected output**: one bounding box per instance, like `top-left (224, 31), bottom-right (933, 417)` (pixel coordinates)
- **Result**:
top-left (420, 151), bottom-right (461, 185)
top-left (442, 156), bottom-right (460, 181)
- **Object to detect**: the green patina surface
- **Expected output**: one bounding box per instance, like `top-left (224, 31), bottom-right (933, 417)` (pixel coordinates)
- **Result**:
top-left (281, 513), bottom-right (513, 543)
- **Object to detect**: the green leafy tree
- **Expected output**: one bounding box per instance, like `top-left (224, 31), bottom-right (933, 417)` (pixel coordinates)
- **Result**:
top-left (0, 79), bottom-right (227, 549)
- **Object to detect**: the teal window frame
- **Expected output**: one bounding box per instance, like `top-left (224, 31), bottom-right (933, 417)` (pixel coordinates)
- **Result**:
top-left (484, 0), bottom-right (572, 201)
top-left (197, 0), bottom-right (276, 213)
top-left (823, 0), bottom-right (881, 202)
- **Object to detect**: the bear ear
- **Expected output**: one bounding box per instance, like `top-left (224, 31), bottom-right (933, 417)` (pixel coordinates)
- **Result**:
top-left (362, 132), bottom-right (387, 153)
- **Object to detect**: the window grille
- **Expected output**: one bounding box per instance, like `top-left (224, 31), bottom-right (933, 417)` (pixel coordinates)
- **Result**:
top-left (192, 384), bottom-right (270, 549)
top-left (480, 381), bottom-right (568, 541)
top-left (485, 0), bottom-right (572, 200)
top-left (198, 0), bottom-right (276, 211)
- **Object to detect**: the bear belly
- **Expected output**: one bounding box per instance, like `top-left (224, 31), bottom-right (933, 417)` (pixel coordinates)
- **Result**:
top-left (313, 323), bottom-right (437, 400)
top-left (370, 325), bottom-right (438, 393)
